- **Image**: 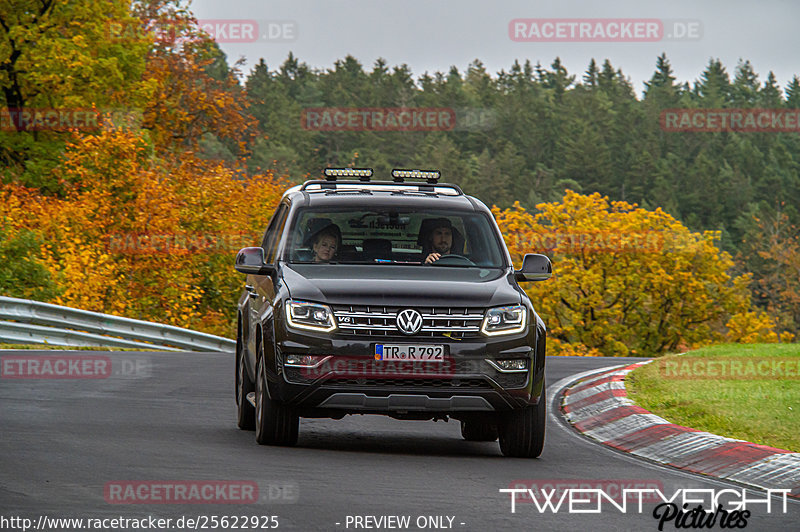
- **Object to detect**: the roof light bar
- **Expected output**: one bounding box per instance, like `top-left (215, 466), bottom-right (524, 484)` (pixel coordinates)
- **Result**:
top-left (391, 169), bottom-right (441, 184)
top-left (323, 168), bottom-right (374, 181)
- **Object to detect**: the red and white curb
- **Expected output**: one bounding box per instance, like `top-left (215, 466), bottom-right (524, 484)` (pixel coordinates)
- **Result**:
top-left (562, 361), bottom-right (800, 499)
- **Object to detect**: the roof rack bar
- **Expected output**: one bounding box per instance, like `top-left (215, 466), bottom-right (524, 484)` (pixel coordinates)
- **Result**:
top-left (300, 180), bottom-right (463, 195)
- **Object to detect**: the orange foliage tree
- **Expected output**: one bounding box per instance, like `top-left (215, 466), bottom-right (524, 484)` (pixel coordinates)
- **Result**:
top-left (3, 129), bottom-right (287, 336)
top-left (132, 0), bottom-right (257, 153)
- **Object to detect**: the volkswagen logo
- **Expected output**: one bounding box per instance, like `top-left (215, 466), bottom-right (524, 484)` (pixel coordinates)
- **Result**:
top-left (396, 309), bottom-right (423, 335)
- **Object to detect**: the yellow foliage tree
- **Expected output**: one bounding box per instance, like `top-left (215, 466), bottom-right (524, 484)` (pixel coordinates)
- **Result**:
top-left (494, 191), bottom-right (763, 356)
top-left (726, 310), bottom-right (794, 343)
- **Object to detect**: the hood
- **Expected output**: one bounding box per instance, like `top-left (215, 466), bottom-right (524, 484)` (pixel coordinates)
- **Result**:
top-left (282, 264), bottom-right (522, 308)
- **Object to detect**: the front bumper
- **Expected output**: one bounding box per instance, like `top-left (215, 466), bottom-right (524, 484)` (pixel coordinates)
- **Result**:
top-left (266, 326), bottom-right (545, 413)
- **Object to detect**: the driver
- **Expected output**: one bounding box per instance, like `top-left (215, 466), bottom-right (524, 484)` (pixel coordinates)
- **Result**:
top-left (424, 218), bottom-right (454, 264)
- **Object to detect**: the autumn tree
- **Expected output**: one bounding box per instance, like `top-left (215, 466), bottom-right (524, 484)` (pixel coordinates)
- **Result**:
top-left (0, 0), bottom-right (151, 188)
top-left (132, 0), bottom-right (256, 154)
top-left (0, 185), bottom-right (60, 300)
top-left (737, 203), bottom-right (800, 338)
top-left (493, 191), bottom-right (766, 356)
top-left (1, 128), bottom-right (288, 335)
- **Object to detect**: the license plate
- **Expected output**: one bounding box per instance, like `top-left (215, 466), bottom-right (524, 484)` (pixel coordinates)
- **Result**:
top-left (375, 344), bottom-right (445, 361)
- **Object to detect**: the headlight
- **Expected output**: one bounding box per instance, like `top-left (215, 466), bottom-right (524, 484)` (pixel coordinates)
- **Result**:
top-left (481, 305), bottom-right (527, 336)
top-left (286, 300), bottom-right (337, 332)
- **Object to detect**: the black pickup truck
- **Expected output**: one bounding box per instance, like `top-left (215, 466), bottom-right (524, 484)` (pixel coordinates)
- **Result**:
top-left (234, 168), bottom-right (552, 457)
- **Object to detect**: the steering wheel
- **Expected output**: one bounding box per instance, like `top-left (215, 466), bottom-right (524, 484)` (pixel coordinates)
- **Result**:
top-left (430, 254), bottom-right (476, 266)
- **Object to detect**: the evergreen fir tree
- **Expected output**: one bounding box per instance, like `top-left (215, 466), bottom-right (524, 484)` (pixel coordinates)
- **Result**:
top-left (583, 58), bottom-right (599, 88)
top-left (643, 53), bottom-right (677, 99)
top-left (693, 58), bottom-right (731, 107)
top-left (786, 76), bottom-right (800, 108)
top-left (759, 71), bottom-right (783, 107)
top-left (732, 59), bottom-right (760, 106)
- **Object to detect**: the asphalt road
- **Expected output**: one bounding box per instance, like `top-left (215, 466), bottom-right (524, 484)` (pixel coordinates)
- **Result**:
top-left (1, 350), bottom-right (797, 531)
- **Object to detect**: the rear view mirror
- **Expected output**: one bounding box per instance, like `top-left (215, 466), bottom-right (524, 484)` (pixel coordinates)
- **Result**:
top-left (234, 247), bottom-right (276, 276)
top-left (514, 253), bottom-right (552, 282)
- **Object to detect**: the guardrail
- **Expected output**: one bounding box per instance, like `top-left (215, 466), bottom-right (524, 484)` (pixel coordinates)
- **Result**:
top-left (0, 296), bottom-right (235, 352)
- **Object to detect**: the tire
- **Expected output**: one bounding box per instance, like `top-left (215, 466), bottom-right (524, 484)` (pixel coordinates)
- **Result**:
top-left (460, 420), bottom-right (498, 442)
top-left (236, 341), bottom-right (255, 431)
top-left (255, 354), bottom-right (299, 446)
top-left (498, 386), bottom-right (546, 458)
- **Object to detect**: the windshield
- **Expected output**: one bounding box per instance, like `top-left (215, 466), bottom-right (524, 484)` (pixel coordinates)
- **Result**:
top-left (285, 208), bottom-right (506, 268)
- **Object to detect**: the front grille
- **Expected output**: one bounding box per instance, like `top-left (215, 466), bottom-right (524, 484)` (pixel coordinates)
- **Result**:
top-left (332, 305), bottom-right (483, 338)
top-left (490, 372), bottom-right (529, 389)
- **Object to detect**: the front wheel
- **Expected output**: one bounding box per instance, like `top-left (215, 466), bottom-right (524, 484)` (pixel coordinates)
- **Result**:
top-left (236, 342), bottom-right (255, 430)
top-left (498, 386), bottom-right (546, 458)
top-left (255, 355), bottom-right (299, 446)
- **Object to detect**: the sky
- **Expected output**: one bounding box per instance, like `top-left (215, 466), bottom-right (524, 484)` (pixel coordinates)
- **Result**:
top-left (188, 0), bottom-right (800, 98)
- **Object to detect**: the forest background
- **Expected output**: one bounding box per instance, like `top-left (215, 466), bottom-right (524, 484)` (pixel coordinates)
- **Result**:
top-left (2, 0), bottom-right (798, 356)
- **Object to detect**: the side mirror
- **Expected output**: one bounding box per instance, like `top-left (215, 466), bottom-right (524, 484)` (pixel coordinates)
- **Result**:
top-left (234, 247), bottom-right (276, 276)
top-left (514, 253), bottom-right (552, 282)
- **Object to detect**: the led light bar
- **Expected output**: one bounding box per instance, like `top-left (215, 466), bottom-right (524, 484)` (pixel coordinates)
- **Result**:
top-left (322, 168), bottom-right (374, 181)
top-left (391, 169), bottom-right (441, 183)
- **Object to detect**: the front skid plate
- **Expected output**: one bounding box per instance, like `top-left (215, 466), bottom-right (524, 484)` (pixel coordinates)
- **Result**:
top-left (319, 393), bottom-right (494, 411)
top-left (246, 390), bottom-right (494, 412)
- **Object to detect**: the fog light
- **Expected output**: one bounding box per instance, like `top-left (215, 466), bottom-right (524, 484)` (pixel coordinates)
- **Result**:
top-left (497, 359), bottom-right (527, 370)
top-left (285, 354), bottom-right (330, 368)
top-left (486, 358), bottom-right (528, 372)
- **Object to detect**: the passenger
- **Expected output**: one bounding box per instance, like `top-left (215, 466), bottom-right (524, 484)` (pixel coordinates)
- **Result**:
top-left (310, 224), bottom-right (340, 263)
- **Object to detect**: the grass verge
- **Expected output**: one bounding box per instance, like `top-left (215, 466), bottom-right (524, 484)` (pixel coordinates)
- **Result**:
top-left (626, 343), bottom-right (800, 452)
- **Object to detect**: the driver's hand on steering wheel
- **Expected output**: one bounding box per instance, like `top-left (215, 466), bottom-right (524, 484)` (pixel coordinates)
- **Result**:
top-left (424, 253), bottom-right (441, 264)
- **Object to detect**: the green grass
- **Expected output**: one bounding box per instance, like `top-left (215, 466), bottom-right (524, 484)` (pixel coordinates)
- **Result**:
top-left (0, 343), bottom-right (167, 351)
top-left (626, 344), bottom-right (800, 452)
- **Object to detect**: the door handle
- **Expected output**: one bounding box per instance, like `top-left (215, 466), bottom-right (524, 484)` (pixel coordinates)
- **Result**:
top-left (245, 285), bottom-right (258, 298)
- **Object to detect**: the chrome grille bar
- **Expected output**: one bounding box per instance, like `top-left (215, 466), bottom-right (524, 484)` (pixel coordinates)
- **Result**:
top-left (333, 306), bottom-right (483, 336)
